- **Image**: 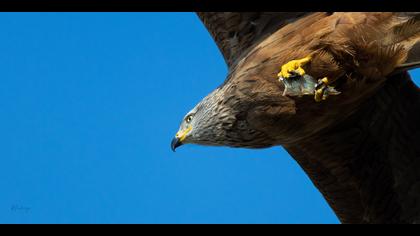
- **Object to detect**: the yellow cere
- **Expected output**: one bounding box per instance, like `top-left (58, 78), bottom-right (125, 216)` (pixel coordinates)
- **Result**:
top-left (175, 126), bottom-right (192, 142)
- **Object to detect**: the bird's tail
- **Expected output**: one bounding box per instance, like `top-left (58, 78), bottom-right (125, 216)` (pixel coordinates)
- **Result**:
top-left (392, 13), bottom-right (420, 73)
top-left (394, 42), bottom-right (420, 72)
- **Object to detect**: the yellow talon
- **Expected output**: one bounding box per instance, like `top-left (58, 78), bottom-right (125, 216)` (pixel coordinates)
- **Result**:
top-left (321, 77), bottom-right (329, 85)
top-left (314, 77), bottom-right (337, 102)
top-left (277, 56), bottom-right (312, 79)
top-left (314, 77), bottom-right (328, 102)
top-left (314, 89), bottom-right (324, 102)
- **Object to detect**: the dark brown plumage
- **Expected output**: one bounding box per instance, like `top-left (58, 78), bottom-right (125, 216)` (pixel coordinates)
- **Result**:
top-left (173, 12), bottom-right (420, 223)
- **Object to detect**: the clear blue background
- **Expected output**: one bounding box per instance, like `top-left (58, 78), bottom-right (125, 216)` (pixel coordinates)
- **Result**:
top-left (0, 13), bottom-right (418, 224)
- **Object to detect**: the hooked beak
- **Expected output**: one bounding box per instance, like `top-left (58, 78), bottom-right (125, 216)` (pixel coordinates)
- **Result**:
top-left (171, 137), bottom-right (183, 152)
top-left (171, 126), bottom-right (192, 152)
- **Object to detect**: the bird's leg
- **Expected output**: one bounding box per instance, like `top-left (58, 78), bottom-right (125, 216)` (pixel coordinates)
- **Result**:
top-left (278, 56), bottom-right (312, 79)
top-left (314, 77), bottom-right (341, 102)
top-left (277, 56), bottom-right (340, 102)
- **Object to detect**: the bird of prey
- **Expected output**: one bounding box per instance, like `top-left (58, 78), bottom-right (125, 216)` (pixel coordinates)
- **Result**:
top-left (171, 12), bottom-right (420, 224)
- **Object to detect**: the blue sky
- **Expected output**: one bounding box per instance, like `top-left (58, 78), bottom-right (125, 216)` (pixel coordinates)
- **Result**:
top-left (0, 13), bottom-right (419, 224)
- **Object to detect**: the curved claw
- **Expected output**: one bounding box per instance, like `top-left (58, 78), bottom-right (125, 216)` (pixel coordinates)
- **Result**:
top-left (314, 77), bottom-right (341, 102)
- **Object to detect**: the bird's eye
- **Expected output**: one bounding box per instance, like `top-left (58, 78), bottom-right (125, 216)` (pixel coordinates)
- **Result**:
top-left (185, 115), bottom-right (193, 123)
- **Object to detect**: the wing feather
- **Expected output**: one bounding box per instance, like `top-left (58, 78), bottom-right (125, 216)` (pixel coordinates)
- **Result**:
top-left (196, 12), bottom-right (310, 69)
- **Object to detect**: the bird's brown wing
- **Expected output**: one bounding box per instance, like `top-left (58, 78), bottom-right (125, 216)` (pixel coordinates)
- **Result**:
top-left (196, 12), bottom-right (310, 69)
top-left (285, 72), bottom-right (420, 224)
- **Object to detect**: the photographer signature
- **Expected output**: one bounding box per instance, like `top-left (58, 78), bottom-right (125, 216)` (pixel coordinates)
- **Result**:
top-left (10, 205), bottom-right (31, 213)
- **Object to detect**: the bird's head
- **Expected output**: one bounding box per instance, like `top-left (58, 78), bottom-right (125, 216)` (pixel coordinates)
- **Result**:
top-left (171, 88), bottom-right (229, 151)
top-left (171, 88), bottom-right (275, 151)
